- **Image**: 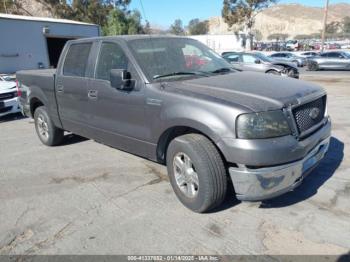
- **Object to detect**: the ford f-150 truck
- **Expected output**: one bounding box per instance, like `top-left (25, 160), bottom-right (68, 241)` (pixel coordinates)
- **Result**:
top-left (17, 36), bottom-right (331, 213)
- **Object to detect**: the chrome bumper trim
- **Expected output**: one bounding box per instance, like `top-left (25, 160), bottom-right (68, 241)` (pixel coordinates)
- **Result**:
top-left (229, 137), bottom-right (330, 201)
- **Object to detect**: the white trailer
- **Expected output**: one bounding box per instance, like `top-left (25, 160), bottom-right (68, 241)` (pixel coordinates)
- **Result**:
top-left (189, 34), bottom-right (250, 55)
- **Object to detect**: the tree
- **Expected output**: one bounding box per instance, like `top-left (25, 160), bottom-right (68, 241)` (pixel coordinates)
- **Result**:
top-left (143, 20), bottom-right (152, 34)
top-left (187, 19), bottom-right (209, 35)
top-left (222, 0), bottom-right (276, 50)
top-left (326, 21), bottom-right (341, 37)
top-left (343, 16), bottom-right (350, 34)
top-left (309, 32), bottom-right (321, 39)
top-left (102, 8), bottom-right (144, 36)
top-left (294, 34), bottom-right (311, 40)
top-left (170, 19), bottom-right (185, 35)
top-left (126, 10), bottom-right (143, 34)
top-left (251, 29), bottom-right (262, 41)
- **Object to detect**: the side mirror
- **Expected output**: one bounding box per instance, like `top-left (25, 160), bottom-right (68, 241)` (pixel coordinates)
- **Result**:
top-left (255, 59), bottom-right (261, 64)
top-left (110, 69), bottom-right (134, 91)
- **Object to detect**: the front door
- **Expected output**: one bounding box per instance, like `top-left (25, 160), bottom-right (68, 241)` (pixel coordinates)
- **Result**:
top-left (55, 42), bottom-right (93, 135)
top-left (86, 41), bottom-right (150, 156)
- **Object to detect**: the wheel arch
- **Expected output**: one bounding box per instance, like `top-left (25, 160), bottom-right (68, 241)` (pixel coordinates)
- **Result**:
top-left (30, 97), bottom-right (45, 117)
top-left (265, 69), bottom-right (279, 74)
top-left (156, 125), bottom-right (227, 166)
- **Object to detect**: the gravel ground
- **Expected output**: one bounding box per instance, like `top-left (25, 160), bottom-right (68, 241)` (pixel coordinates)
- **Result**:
top-left (0, 70), bottom-right (349, 255)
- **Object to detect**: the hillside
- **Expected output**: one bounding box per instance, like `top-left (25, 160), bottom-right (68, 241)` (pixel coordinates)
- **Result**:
top-left (208, 3), bottom-right (350, 40)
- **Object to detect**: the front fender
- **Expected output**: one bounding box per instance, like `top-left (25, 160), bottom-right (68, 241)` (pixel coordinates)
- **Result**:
top-left (156, 103), bottom-right (238, 144)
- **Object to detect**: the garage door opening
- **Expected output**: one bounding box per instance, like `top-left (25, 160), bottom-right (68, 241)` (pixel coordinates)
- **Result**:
top-left (46, 37), bottom-right (73, 68)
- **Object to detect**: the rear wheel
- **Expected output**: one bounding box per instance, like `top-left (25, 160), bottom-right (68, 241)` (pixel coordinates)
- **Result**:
top-left (34, 106), bottom-right (64, 146)
top-left (166, 134), bottom-right (227, 213)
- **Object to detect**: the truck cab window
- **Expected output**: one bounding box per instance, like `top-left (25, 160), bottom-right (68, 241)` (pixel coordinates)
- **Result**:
top-left (63, 43), bottom-right (92, 77)
top-left (95, 42), bottom-right (128, 81)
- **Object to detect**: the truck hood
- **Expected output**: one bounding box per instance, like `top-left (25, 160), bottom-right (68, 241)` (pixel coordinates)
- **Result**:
top-left (167, 72), bottom-right (325, 112)
top-left (0, 81), bottom-right (16, 94)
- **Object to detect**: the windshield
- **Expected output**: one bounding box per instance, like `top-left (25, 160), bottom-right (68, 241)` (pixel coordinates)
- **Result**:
top-left (128, 38), bottom-right (233, 81)
top-left (253, 52), bottom-right (274, 63)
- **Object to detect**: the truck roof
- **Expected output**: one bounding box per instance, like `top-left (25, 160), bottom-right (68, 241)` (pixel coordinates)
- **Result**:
top-left (68, 35), bottom-right (189, 44)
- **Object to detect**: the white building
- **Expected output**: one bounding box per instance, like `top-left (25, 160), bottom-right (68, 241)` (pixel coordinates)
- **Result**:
top-left (190, 34), bottom-right (251, 55)
top-left (0, 14), bottom-right (100, 73)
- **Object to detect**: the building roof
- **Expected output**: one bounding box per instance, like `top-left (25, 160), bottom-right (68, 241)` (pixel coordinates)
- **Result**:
top-left (0, 13), bottom-right (97, 26)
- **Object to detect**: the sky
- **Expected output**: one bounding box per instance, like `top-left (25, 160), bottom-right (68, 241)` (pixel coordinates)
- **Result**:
top-left (129, 0), bottom-right (350, 28)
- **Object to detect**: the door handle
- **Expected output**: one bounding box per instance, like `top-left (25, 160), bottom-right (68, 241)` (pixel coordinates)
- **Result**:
top-left (57, 85), bottom-right (64, 92)
top-left (88, 90), bottom-right (98, 99)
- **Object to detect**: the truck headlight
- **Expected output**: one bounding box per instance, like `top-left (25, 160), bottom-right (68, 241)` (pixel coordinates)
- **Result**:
top-left (236, 110), bottom-right (291, 139)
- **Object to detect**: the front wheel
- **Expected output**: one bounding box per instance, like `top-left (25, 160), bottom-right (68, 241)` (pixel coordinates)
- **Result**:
top-left (166, 134), bottom-right (227, 213)
top-left (34, 106), bottom-right (64, 146)
top-left (307, 62), bottom-right (319, 71)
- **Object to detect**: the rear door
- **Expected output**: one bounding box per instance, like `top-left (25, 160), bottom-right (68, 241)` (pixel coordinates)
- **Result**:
top-left (241, 54), bottom-right (265, 72)
top-left (55, 42), bottom-right (94, 135)
top-left (324, 52), bottom-right (339, 68)
top-left (85, 40), bottom-right (148, 154)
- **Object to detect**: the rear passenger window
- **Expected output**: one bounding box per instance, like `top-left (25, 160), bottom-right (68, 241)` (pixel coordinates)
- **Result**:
top-left (63, 43), bottom-right (92, 77)
top-left (95, 42), bottom-right (128, 81)
top-left (327, 52), bottom-right (342, 58)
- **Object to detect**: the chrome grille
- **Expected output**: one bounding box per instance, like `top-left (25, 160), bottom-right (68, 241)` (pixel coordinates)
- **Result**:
top-left (292, 96), bottom-right (326, 134)
top-left (0, 92), bottom-right (16, 101)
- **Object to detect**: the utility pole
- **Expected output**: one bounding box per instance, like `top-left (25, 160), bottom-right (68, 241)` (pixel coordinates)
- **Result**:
top-left (321, 0), bottom-right (330, 52)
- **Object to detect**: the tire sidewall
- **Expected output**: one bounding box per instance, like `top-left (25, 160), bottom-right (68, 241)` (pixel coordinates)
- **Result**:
top-left (34, 106), bottom-right (55, 146)
top-left (166, 137), bottom-right (213, 212)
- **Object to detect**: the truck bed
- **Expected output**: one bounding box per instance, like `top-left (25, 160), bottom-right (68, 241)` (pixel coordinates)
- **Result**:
top-left (17, 69), bottom-right (61, 127)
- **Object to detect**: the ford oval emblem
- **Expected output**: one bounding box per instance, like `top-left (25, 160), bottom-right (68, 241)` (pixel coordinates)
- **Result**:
top-left (309, 108), bottom-right (320, 120)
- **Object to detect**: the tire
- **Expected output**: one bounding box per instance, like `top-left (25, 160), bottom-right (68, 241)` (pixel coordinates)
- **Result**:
top-left (307, 62), bottom-right (319, 71)
top-left (34, 106), bottom-right (64, 146)
top-left (166, 134), bottom-right (227, 213)
top-left (266, 70), bottom-right (280, 75)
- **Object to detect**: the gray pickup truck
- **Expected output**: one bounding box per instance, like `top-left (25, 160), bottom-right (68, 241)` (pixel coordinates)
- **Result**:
top-left (17, 36), bottom-right (331, 213)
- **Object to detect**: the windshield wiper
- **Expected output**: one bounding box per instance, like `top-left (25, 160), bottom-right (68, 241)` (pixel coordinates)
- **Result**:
top-left (153, 71), bottom-right (209, 80)
top-left (211, 67), bottom-right (233, 74)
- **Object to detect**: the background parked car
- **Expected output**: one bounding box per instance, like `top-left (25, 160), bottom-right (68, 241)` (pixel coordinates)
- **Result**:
top-left (222, 52), bottom-right (283, 76)
top-left (307, 51), bottom-right (350, 71)
top-left (285, 40), bottom-right (299, 51)
top-left (222, 52), bottom-right (299, 79)
top-left (269, 52), bottom-right (306, 67)
top-left (0, 76), bottom-right (21, 117)
top-left (0, 74), bottom-right (16, 82)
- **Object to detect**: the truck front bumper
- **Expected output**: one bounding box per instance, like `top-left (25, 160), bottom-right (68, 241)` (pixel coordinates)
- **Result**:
top-left (0, 97), bottom-right (21, 117)
top-left (229, 137), bottom-right (330, 201)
